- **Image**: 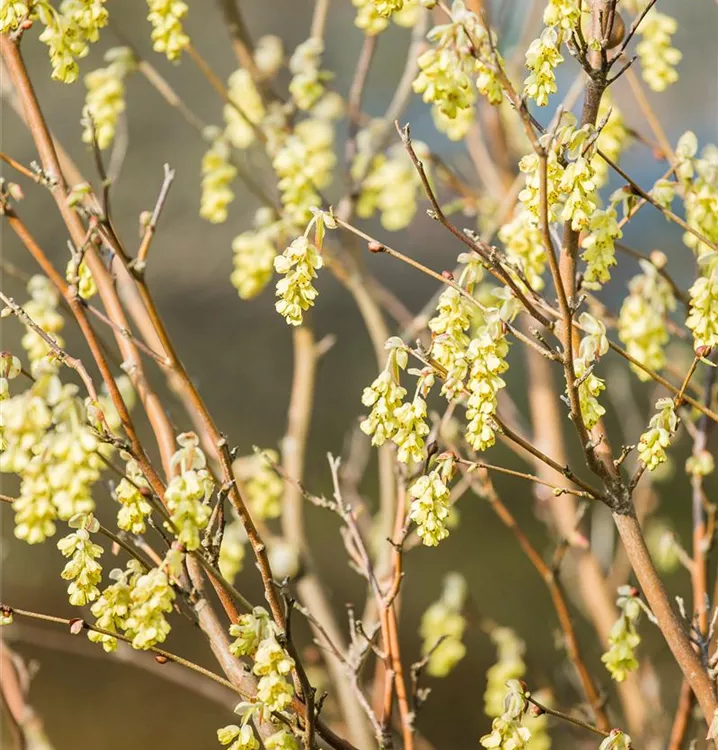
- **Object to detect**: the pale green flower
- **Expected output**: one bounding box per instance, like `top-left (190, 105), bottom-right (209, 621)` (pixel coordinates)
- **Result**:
top-left (637, 398), bottom-right (678, 471)
top-left (146, 0), bottom-right (189, 61)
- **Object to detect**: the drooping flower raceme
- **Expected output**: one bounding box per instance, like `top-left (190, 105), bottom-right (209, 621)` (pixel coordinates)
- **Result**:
top-left (618, 260), bottom-right (675, 379)
top-left (218, 518), bottom-right (247, 583)
top-left (274, 235), bottom-right (324, 326)
top-left (419, 572), bottom-right (467, 677)
top-left (288, 38), bottom-right (329, 111)
top-left (360, 339), bottom-right (408, 447)
top-left (200, 133), bottom-right (237, 224)
top-left (165, 432), bottom-right (214, 551)
top-left (124, 556), bottom-right (176, 650)
top-left (224, 69), bottom-right (265, 150)
top-left (602, 586), bottom-right (644, 682)
top-left (636, 9), bottom-right (681, 93)
top-left (88, 560), bottom-right (142, 652)
top-left (464, 310), bottom-right (509, 452)
top-left (114, 455), bottom-right (153, 534)
top-left (81, 46), bottom-right (136, 150)
top-left (146, 0), bottom-right (189, 61)
top-left (686, 251), bottom-right (718, 350)
top-left (637, 398), bottom-right (678, 471)
top-left (409, 453), bottom-right (455, 547)
top-left (580, 203), bottom-right (622, 289)
top-left (228, 607), bottom-right (295, 713)
top-left (498, 207), bottom-right (546, 292)
top-left (233, 449), bottom-right (284, 520)
top-left (57, 513), bottom-right (103, 606)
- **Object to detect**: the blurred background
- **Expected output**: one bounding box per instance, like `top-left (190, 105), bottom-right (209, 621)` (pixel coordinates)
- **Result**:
top-left (1, 1), bottom-right (717, 748)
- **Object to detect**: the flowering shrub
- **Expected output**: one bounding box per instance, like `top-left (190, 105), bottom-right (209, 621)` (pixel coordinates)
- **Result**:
top-left (0, 2), bottom-right (717, 749)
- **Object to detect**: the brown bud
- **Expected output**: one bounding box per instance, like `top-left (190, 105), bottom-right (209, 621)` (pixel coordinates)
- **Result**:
top-left (606, 12), bottom-right (626, 49)
top-left (69, 618), bottom-right (85, 635)
top-left (652, 147), bottom-right (665, 161)
top-left (368, 241), bottom-right (384, 253)
top-left (154, 654), bottom-right (169, 664)
top-left (529, 703), bottom-right (544, 718)
top-left (696, 345), bottom-right (713, 359)
top-left (441, 270), bottom-right (455, 281)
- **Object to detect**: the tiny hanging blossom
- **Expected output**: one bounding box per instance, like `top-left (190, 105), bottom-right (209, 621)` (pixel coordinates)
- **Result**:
top-left (124, 554), bottom-right (176, 650)
top-left (560, 155), bottom-right (598, 232)
top-left (224, 69), bottom-right (265, 150)
top-left (219, 518), bottom-right (247, 583)
top-left (88, 560), bottom-right (142, 652)
top-left (602, 586), bottom-right (645, 682)
top-left (200, 132), bottom-right (237, 224)
top-left (288, 38), bottom-right (330, 111)
top-left (499, 208), bottom-right (546, 292)
top-left (580, 203), bottom-right (622, 289)
top-left (686, 252), bottom-right (718, 351)
top-left (392, 368), bottom-right (433, 464)
top-left (165, 432), bottom-right (214, 551)
top-left (464, 310), bottom-right (509, 452)
top-left (65, 256), bottom-right (97, 300)
top-left (573, 356), bottom-right (606, 430)
top-left (233, 450), bottom-right (284, 520)
top-left (115, 455), bottom-right (153, 534)
top-left (480, 680), bottom-right (532, 750)
top-left (81, 47), bottom-right (136, 150)
top-left (274, 237), bottom-right (323, 326)
top-left (409, 452), bottom-right (455, 547)
top-left (1, 2), bottom-right (31, 33)
top-left (637, 398), bottom-right (678, 471)
top-left (146, 0), bottom-right (189, 61)
top-left (636, 9), bottom-right (681, 92)
top-left (360, 338), bottom-right (408, 447)
top-left (618, 260), bottom-right (675, 380)
top-left (419, 572), bottom-right (467, 677)
top-left (57, 512), bottom-right (103, 606)
top-left (229, 607), bottom-right (276, 657)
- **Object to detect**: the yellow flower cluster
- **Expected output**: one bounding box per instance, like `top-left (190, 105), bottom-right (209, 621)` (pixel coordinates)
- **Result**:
top-left (428, 286), bottom-right (473, 400)
top-left (57, 512), bottom-right (103, 606)
top-left (675, 132), bottom-right (718, 257)
top-left (219, 518), bottom-right (247, 583)
top-left (498, 208), bottom-right (546, 292)
top-left (618, 260), bottom-right (675, 380)
top-left (123, 556), bottom-right (176, 650)
top-left (580, 204), bottom-right (621, 289)
top-left (592, 92), bottom-right (630, 188)
top-left (233, 449), bottom-right (284, 520)
top-left (2, 277), bottom-right (130, 544)
top-left (229, 607), bottom-right (295, 712)
top-left (524, 27), bottom-right (563, 107)
top-left (600, 730), bottom-right (633, 750)
top-left (465, 310), bottom-right (509, 452)
top-left (82, 47), bottom-right (137, 149)
top-left (356, 140), bottom-right (429, 231)
top-left (352, 0), bottom-right (420, 35)
top-left (361, 343), bottom-right (409, 447)
top-left (165, 432), bottom-right (214, 551)
top-left (413, 1), bottom-right (502, 142)
top-left (480, 680), bottom-right (531, 750)
top-left (602, 586), bottom-right (643, 682)
top-left (409, 453), bottom-right (455, 546)
top-left (231, 209), bottom-right (285, 300)
top-left (636, 10), bottom-right (681, 92)
top-left (146, 0), bottom-right (189, 61)
top-left (484, 627), bottom-right (526, 718)
top-left (224, 69), bottom-right (265, 150)
top-left (288, 38), bottom-right (330, 111)
top-left (88, 560), bottom-right (142, 652)
top-left (0, 1), bottom-right (31, 33)
top-left (637, 398), bottom-right (678, 471)
top-left (29, 0), bottom-right (108, 83)
top-left (687, 252), bottom-right (718, 350)
top-left (217, 723), bottom-right (259, 750)
top-left (274, 235), bottom-right (324, 325)
top-left (419, 572), bottom-right (467, 677)
top-left (115, 455), bottom-right (153, 534)
top-left (272, 118), bottom-right (336, 226)
top-left (393, 368), bottom-right (433, 464)
top-left (200, 133), bottom-right (237, 224)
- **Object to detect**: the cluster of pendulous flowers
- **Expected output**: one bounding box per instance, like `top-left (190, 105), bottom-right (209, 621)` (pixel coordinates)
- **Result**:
top-left (409, 452), bottom-right (456, 546)
top-left (637, 398), bottom-right (678, 472)
top-left (602, 586), bottom-right (646, 682)
top-left (413, 1), bottom-right (502, 141)
top-left (233, 449), bottom-right (284, 520)
top-left (165, 432), bottom-right (214, 551)
top-left (229, 607), bottom-right (295, 713)
top-left (420, 572), bottom-right (467, 677)
top-left (1, 277), bottom-right (130, 544)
